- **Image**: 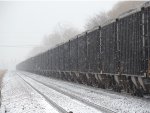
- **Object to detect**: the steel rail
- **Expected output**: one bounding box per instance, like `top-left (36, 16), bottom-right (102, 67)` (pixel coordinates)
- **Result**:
top-left (18, 74), bottom-right (68, 113)
top-left (21, 72), bottom-right (117, 113)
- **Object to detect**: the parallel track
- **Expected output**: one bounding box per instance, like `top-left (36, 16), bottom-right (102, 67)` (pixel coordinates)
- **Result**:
top-left (18, 74), bottom-right (68, 113)
top-left (20, 72), bottom-right (117, 113)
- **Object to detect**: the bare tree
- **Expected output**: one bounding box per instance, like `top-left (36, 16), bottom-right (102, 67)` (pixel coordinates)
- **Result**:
top-left (28, 23), bottom-right (80, 57)
top-left (42, 23), bottom-right (80, 49)
top-left (108, 1), bottom-right (145, 19)
top-left (85, 1), bottom-right (146, 30)
top-left (85, 12), bottom-right (109, 30)
top-left (29, 1), bottom-right (146, 57)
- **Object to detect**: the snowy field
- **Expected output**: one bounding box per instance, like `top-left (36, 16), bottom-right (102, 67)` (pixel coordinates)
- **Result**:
top-left (1, 71), bottom-right (150, 113)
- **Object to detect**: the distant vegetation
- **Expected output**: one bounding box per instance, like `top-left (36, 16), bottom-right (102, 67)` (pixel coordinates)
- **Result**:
top-left (29, 1), bottom-right (145, 57)
top-left (28, 24), bottom-right (80, 57)
top-left (85, 1), bottom-right (145, 29)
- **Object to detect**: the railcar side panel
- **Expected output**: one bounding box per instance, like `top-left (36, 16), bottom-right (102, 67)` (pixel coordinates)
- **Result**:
top-left (78, 35), bottom-right (88, 72)
top-left (63, 42), bottom-right (70, 71)
top-left (118, 12), bottom-right (143, 75)
top-left (87, 29), bottom-right (101, 73)
top-left (101, 22), bottom-right (117, 74)
top-left (144, 7), bottom-right (150, 74)
top-left (70, 38), bottom-right (78, 71)
top-left (59, 44), bottom-right (64, 71)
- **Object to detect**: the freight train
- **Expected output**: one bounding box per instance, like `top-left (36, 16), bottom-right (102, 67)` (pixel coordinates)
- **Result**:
top-left (17, 2), bottom-right (150, 97)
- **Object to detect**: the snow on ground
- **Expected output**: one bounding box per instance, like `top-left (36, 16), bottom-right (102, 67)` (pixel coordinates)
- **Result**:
top-left (22, 71), bottom-right (150, 113)
top-left (21, 74), bottom-right (103, 113)
top-left (0, 71), bottom-right (59, 113)
top-left (1, 71), bottom-right (104, 113)
top-left (1, 71), bottom-right (150, 113)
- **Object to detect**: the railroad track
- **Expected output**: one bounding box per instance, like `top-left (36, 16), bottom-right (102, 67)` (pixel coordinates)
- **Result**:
top-left (19, 72), bottom-right (116, 113)
top-left (18, 74), bottom-right (68, 113)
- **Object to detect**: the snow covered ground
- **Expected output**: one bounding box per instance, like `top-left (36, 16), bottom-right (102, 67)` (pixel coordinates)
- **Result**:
top-left (0, 71), bottom-right (59, 113)
top-left (1, 71), bottom-right (106, 113)
top-left (1, 71), bottom-right (150, 113)
top-left (21, 71), bottom-right (150, 113)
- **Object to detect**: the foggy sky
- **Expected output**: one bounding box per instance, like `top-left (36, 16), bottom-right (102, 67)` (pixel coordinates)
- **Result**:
top-left (0, 1), bottom-right (118, 70)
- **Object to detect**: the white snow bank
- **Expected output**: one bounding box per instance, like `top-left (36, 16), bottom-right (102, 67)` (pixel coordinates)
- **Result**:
top-left (23, 71), bottom-right (150, 113)
top-left (0, 71), bottom-right (59, 113)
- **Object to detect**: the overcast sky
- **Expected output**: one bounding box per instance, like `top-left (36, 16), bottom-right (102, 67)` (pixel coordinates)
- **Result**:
top-left (0, 0), bottom-right (119, 70)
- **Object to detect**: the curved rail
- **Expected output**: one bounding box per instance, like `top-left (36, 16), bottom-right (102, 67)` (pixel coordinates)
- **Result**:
top-left (21, 72), bottom-right (117, 113)
top-left (18, 74), bottom-right (68, 113)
